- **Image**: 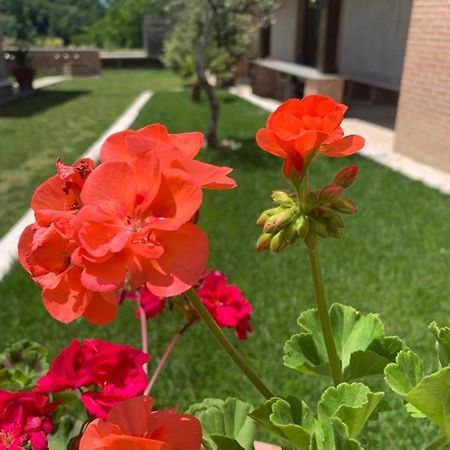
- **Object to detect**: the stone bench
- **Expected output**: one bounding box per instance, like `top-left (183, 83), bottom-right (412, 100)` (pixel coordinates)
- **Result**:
top-left (252, 58), bottom-right (344, 102)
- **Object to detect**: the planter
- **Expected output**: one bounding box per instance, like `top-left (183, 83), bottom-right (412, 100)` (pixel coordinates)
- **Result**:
top-left (12, 66), bottom-right (35, 91)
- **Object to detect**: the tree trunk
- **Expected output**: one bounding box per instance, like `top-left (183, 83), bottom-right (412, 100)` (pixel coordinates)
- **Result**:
top-left (191, 80), bottom-right (202, 102)
top-left (195, 6), bottom-right (220, 148)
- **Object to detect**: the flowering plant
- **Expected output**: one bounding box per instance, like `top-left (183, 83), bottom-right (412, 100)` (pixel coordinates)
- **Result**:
top-left (4, 96), bottom-right (448, 450)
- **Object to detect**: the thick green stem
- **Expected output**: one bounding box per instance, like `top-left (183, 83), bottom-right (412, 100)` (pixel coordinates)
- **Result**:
top-left (185, 288), bottom-right (274, 399)
top-left (307, 246), bottom-right (343, 385)
top-left (423, 435), bottom-right (449, 450)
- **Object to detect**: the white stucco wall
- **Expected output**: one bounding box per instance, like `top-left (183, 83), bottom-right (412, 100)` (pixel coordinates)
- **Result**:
top-left (270, 0), bottom-right (300, 62)
top-left (338, 0), bottom-right (412, 89)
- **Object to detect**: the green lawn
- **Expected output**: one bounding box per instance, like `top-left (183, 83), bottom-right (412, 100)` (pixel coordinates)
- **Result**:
top-left (0, 68), bottom-right (180, 235)
top-left (0, 71), bottom-right (449, 449)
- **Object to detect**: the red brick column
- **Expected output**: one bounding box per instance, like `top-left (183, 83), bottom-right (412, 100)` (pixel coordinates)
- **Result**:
top-left (395, 0), bottom-right (450, 171)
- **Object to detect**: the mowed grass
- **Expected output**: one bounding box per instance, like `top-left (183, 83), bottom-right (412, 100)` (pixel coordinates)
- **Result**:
top-left (0, 74), bottom-right (449, 448)
top-left (0, 69), bottom-right (181, 235)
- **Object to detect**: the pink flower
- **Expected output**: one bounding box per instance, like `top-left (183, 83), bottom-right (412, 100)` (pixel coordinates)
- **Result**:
top-left (198, 271), bottom-right (253, 340)
top-left (0, 390), bottom-right (56, 450)
top-left (132, 287), bottom-right (166, 319)
top-left (36, 339), bottom-right (149, 420)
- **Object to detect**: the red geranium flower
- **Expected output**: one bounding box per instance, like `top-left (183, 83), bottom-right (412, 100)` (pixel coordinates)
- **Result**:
top-left (100, 123), bottom-right (236, 190)
top-left (0, 390), bottom-right (56, 450)
top-left (198, 270), bottom-right (253, 340)
top-left (79, 396), bottom-right (202, 450)
top-left (36, 339), bottom-right (149, 420)
top-left (256, 95), bottom-right (364, 176)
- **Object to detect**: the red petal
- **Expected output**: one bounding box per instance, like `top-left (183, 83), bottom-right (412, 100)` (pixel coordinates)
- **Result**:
top-left (81, 162), bottom-right (137, 213)
top-left (293, 130), bottom-right (329, 155)
top-left (322, 135), bottom-right (365, 157)
top-left (108, 396), bottom-right (153, 437)
top-left (42, 267), bottom-right (87, 323)
top-left (146, 224), bottom-right (208, 297)
top-left (169, 132), bottom-right (204, 158)
top-left (255, 128), bottom-right (287, 158)
top-left (82, 292), bottom-right (118, 325)
top-left (99, 130), bottom-right (141, 163)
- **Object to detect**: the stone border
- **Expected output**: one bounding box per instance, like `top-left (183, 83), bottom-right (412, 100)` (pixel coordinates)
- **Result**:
top-left (0, 90), bottom-right (153, 281)
top-left (229, 85), bottom-right (450, 195)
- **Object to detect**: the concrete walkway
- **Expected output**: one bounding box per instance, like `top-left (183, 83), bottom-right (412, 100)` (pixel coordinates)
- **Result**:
top-left (0, 90), bottom-right (153, 282)
top-left (229, 85), bottom-right (450, 195)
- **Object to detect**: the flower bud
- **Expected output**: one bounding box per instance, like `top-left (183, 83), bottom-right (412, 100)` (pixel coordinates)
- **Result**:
top-left (333, 165), bottom-right (358, 189)
top-left (319, 184), bottom-right (343, 203)
top-left (332, 198), bottom-right (358, 214)
top-left (263, 207), bottom-right (296, 233)
top-left (271, 190), bottom-right (294, 206)
top-left (327, 226), bottom-right (343, 239)
top-left (311, 218), bottom-right (328, 238)
top-left (303, 191), bottom-right (318, 213)
top-left (270, 230), bottom-right (287, 253)
top-left (256, 233), bottom-right (272, 252)
top-left (284, 221), bottom-right (298, 243)
top-left (256, 207), bottom-right (282, 226)
top-left (295, 215), bottom-right (309, 240)
top-left (316, 206), bottom-right (344, 228)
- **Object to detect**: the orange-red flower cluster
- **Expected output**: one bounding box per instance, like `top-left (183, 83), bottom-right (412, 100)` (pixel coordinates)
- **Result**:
top-left (79, 396), bottom-right (202, 450)
top-left (19, 124), bottom-right (235, 324)
top-left (256, 95), bottom-right (365, 176)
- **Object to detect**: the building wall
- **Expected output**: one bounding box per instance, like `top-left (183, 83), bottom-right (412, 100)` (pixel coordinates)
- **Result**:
top-left (270, 0), bottom-right (301, 62)
top-left (338, 0), bottom-right (412, 90)
top-left (395, 0), bottom-right (450, 171)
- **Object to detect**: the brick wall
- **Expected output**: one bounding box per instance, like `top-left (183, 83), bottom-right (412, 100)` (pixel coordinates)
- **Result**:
top-left (395, 0), bottom-right (450, 171)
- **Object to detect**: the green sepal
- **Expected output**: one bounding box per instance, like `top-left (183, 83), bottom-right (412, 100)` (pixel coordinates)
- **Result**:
top-left (284, 304), bottom-right (404, 381)
top-left (186, 398), bottom-right (256, 450)
top-left (0, 340), bottom-right (49, 390)
top-left (385, 350), bottom-right (450, 436)
top-left (429, 321), bottom-right (450, 367)
top-left (317, 382), bottom-right (384, 439)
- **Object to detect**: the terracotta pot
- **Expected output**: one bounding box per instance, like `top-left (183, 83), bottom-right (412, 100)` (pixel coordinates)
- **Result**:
top-left (12, 66), bottom-right (35, 91)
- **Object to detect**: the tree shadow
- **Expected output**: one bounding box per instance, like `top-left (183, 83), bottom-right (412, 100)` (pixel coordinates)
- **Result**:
top-left (0, 90), bottom-right (90, 118)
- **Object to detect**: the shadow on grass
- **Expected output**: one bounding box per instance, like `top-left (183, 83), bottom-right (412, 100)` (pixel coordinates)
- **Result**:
top-left (0, 90), bottom-right (90, 118)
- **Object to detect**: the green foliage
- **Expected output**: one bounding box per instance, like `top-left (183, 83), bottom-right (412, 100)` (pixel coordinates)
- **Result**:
top-left (385, 348), bottom-right (450, 439)
top-left (429, 322), bottom-right (450, 367)
top-left (251, 383), bottom-right (383, 449)
top-left (187, 397), bottom-right (256, 450)
top-left (74, 0), bottom-right (165, 49)
top-left (0, 340), bottom-right (48, 390)
top-left (163, 0), bottom-right (277, 85)
top-left (283, 303), bottom-right (405, 381)
top-left (0, 0), bottom-right (104, 45)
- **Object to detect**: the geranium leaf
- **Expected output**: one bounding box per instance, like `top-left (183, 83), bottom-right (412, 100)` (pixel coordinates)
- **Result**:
top-left (187, 398), bottom-right (256, 450)
top-left (317, 382), bottom-right (384, 439)
top-left (211, 435), bottom-right (246, 450)
top-left (384, 350), bottom-right (424, 396)
top-left (405, 367), bottom-right (450, 435)
top-left (284, 304), bottom-right (400, 381)
top-left (0, 340), bottom-right (49, 390)
top-left (250, 396), bottom-right (313, 450)
top-left (429, 321), bottom-right (450, 367)
top-left (385, 349), bottom-right (450, 435)
top-left (344, 336), bottom-right (406, 381)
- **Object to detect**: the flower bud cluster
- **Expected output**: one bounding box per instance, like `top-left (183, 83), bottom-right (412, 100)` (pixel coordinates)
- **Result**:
top-left (256, 166), bottom-right (358, 253)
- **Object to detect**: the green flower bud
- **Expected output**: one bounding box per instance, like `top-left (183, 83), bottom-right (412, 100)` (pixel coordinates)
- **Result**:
top-left (295, 215), bottom-right (310, 240)
top-left (327, 227), bottom-right (343, 239)
top-left (256, 233), bottom-right (272, 252)
top-left (263, 207), bottom-right (296, 233)
top-left (271, 190), bottom-right (294, 206)
top-left (303, 191), bottom-right (318, 213)
top-left (256, 211), bottom-right (270, 227)
top-left (332, 198), bottom-right (358, 214)
top-left (311, 218), bottom-right (328, 238)
top-left (270, 230), bottom-right (287, 253)
top-left (284, 221), bottom-right (298, 244)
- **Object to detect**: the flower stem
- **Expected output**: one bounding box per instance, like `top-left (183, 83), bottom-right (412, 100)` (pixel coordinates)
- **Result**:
top-left (184, 288), bottom-right (274, 399)
top-left (138, 306), bottom-right (149, 374)
top-left (307, 246), bottom-right (342, 385)
top-left (423, 435), bottom-right (449, 450)
top-left (145, 318), bottom-right (196, 395)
